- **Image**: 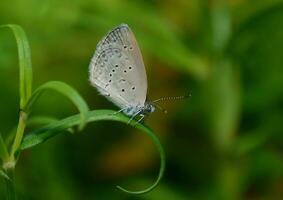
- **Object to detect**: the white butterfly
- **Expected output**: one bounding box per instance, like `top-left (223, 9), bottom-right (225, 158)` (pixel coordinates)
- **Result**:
top-left (89, 24), bottom-right (189, 123)
top-left (89, 24), bottom-right (155, 123)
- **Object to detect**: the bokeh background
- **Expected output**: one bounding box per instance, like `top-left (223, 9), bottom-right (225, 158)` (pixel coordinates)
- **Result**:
top-left (1, 0), bottom-right (283, 199)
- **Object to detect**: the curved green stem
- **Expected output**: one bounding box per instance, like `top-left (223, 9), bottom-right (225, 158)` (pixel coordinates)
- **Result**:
top-left (116, 130), bottom-right (165, 194)
top-left (24, 81), bottom-right (89, 130)
top-left (21, 110), bottom-right (165, 195)
top-left (0, 24), bottom-right (33, 109)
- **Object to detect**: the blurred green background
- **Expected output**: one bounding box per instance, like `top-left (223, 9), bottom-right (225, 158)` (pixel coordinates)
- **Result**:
top-left (1, 0), bottom-right (283, 199)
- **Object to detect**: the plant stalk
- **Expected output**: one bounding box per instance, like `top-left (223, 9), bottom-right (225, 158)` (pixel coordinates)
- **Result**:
top-left (3, 110), bottom-right (27, 199)
top-left (5, 169), bottom-right (16, 200)
top-left (10, 110), bottom-right (27, 160)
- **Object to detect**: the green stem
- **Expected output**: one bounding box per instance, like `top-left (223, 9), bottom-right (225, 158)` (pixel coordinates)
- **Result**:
top-left (3, 110), bottom-right (27, 199)
top-left (5, 169), bottom-right (16, 200)
top-left (10, 110), bottom-right (27, 160)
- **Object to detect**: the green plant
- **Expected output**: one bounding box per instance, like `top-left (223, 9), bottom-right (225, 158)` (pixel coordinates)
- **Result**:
top-left (0, 24), bottom-right (165, 199)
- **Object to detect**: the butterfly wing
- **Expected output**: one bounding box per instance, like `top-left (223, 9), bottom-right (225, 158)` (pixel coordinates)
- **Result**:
top-left (89, 24), bottom-right (147, 110)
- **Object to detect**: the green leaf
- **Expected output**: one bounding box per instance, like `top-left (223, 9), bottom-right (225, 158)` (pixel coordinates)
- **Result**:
top-left (0, 169), bottom-right (11, 181)
top-left (5, 128), bottom-right (17, 148)
top-left (0, 132), bottom-right (9, 161)
top-left (206, 60), bottom-right (241, 152)
top-left (21, 110), bottom-right (165, 195)
top-left (24, 81), bottom-right (89, 130)
top-left (27, 116), bottom-right (60, 126)
top-left (211, 2), bottom-right (231, 52)
top-left (27, 115), bottom-right (75, 134)
top-left (0, 24), bottom-right (33, 109)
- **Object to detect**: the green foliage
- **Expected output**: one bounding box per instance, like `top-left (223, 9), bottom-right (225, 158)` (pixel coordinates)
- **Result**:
top-left (21, 110), bottom-right (165, 195)
top-left (0, 133), bottom-right (9, 163)
top-left (24, 81), bottom-right (89, 130)
top-left (0, 0), bottom-right (283, 199)
top-left (0, 24), bottom-right (32, 109)
top-left (0, 169), bottom-right (10, 181)
top-left (0, 23), bottom-right (164, 198)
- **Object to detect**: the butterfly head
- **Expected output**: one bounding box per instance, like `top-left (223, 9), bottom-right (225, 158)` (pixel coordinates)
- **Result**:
top-left (143, 102), bottom-right (156, 115)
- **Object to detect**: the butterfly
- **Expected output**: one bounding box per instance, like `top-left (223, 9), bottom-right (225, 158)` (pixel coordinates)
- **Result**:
top-left (89, 24), bottom-right (189, 123)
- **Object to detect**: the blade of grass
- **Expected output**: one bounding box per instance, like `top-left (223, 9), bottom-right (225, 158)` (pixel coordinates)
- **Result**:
top-left (10, 111), bottom-right (27, 161)
top-left (5, 128), bottom-right (17, 148)
top-left (211, 1), bottom-right (231, 53)
top-left (27, 116), bottom-right (60, 126)
top-left (0, 169), bottom-right (11, 181)
top-left (0, 24), bottom-right (33, 109)
top-left (21, 109), bottom-right (165, 195)
top-left (0, 132), bottom-right (9, 162)
top-left (24, 81), bottom-right (89, 130)
top-left (27, 115), bottom-right (75, 134)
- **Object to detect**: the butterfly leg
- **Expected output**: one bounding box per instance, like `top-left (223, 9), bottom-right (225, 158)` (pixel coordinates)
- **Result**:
top-left (111, 107), bottom-right (128, 115)
top-left (127, 110), bottom-right (142, 124)
top-left (135, 114), bottom-right (145, 124)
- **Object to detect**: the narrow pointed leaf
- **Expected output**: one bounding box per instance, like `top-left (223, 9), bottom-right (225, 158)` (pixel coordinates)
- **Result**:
top-left (0, 133), bottom-right (9, 161)
top-left (27, 115), bottom-right (75, 134)
top-left (27, 116), bottom-right (60, 126)
top-left (0, 24), bottom-right (33, 108)
top-left (24, 81), bottom-right (89, 130)
top-left (0, 169), bottom-right (11, 181)
top-left (21, 110), bottom-right (165, 195)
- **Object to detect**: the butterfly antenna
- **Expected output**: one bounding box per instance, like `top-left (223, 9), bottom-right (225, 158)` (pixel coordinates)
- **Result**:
top-left (152, 93), bottom-right (192, 103)
top-left (152, 102), bottom-right (168, 114)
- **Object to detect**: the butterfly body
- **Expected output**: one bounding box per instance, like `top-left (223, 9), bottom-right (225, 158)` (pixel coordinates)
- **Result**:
top-left (123, 102), bottom-right (155, 116)
top-left (89, 24), bottom-right (155, 121)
